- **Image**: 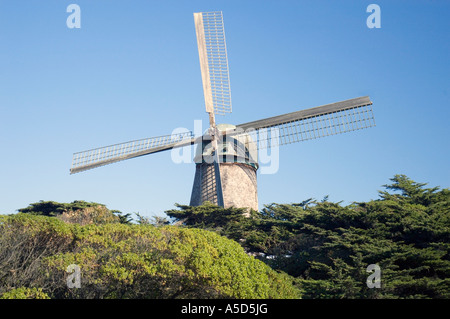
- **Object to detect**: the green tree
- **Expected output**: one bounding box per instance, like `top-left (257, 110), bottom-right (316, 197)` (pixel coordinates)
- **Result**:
top-left (18, 200), bottom-right (131, 224)
top-left (167, 176), bottom-right (450, 299)
top-left (18, 200), bottom-right (103, 216)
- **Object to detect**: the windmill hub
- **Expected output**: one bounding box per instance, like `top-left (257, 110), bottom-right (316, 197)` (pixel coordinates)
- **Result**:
top-left (194, 123), bottom-right (258, 168)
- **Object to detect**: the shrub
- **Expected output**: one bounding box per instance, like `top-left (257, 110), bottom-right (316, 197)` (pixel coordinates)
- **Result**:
top-left (0, 287), bottom-right (50, 299)
top-left (0, 214), bottom-right (300, 299)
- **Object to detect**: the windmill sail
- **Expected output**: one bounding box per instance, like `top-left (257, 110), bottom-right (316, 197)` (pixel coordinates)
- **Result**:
top-left (194, 11), bottom-right (232, 207)
top-left (70, 131), bottom-right (194, 174)
top-left (194, 11), bottom-right (232, 115)
top-left (229, 96), bottom-right (375, 149)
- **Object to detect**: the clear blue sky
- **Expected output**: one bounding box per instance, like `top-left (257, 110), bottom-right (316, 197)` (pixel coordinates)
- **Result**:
top-left (0, 1), bottom-right (448, 217)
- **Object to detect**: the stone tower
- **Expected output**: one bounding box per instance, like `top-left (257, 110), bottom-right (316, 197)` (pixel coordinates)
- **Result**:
top-left (189, 124), bottom-right (258, 211)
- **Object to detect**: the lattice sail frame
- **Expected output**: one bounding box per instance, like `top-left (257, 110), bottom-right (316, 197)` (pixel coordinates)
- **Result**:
top-left (229, 96), bottom-right (375, 150)
top-left (194, 11), bottom-right (232, 115)
top-left (70, 131), bottom-right (194, 174)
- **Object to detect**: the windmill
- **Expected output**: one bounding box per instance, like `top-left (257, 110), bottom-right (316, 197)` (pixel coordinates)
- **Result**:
top-left (70, 11), bottom-right (375, 211)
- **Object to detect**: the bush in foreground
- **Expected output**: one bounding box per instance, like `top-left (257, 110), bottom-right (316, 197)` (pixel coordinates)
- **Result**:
top-left (0, 214), bottom-right (300, 299)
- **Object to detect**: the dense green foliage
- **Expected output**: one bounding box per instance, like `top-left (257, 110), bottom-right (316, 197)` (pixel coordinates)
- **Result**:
top-left (17, 200), bottom-right (133, 224)
top-left (0, 214), bottom-right (300, 299)
top-left (166, 175), bottom-right (450, 299)
top-left (0, 287), bottom-right (50, 299)
top-left (1, 175), bottom-right (447, 299)
top-left (18, 200), bottom-right (105, 216)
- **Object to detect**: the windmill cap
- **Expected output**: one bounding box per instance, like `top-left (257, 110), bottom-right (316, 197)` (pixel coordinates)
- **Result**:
top-left (194, 123), bottom-right (258, 168)
top-left (216, 123), bottom-right (236, 133)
